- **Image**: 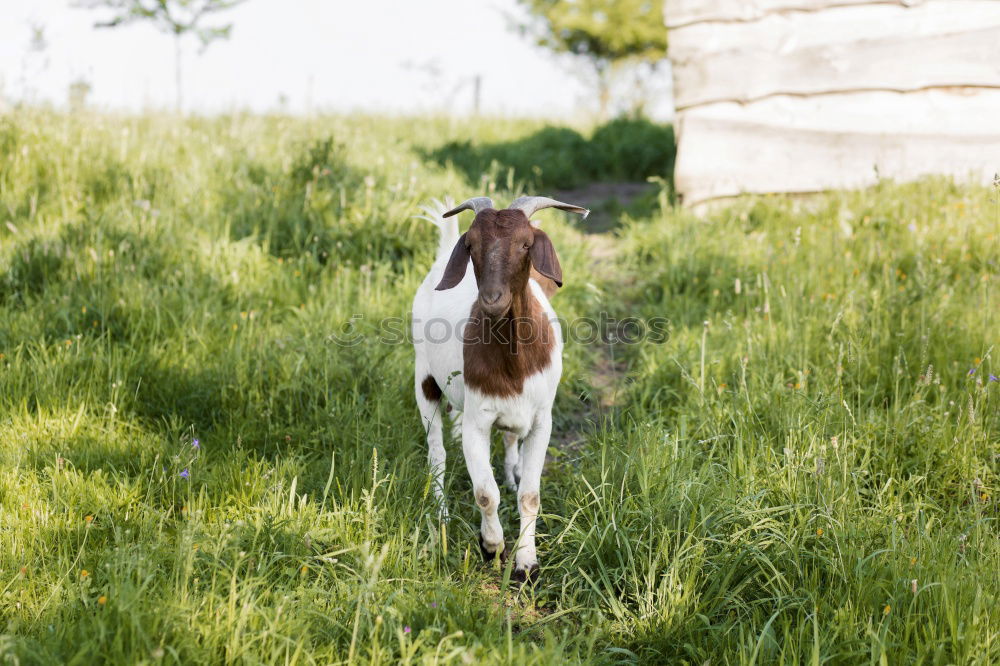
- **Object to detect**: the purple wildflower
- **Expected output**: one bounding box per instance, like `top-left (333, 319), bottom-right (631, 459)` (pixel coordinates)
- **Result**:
top-left (968, 368), bottom-right (976, 376)
top-left (192, 438), bottom-right (200, 450)
top-left (430, 602), bottom-right (437, 608)
top-left (403, 625), bottom-right (411, 634)
top-left (180, 468), bottom-right (189, 479)
top-left (990, 374), bottom-right (999, 383)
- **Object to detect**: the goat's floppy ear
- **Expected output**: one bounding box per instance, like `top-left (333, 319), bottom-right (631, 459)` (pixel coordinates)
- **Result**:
top-left (529, 229), bottom-right (562, 287)
top-left (435, 233), bottom-right (471, 290)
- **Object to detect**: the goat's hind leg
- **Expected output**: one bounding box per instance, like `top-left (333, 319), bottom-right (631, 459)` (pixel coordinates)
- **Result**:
top-left (416, 370), bottom-right (448, 520)
top-left (503, 431), bottom-right (520, 491)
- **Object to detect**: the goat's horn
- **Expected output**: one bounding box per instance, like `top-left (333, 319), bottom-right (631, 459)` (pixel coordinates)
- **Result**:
top-left (442, 196), bottom-right (494, 218)
top-left (508, 196), bottom-right (589, 219)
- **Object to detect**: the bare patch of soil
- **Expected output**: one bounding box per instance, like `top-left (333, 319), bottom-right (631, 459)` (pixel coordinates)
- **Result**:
top-left (553, 181), bottom-right (657, 234)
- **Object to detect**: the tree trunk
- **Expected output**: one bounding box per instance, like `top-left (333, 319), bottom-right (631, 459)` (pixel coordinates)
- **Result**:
top-left (596, 63), bottom-right (611, 121)
top-left (174, 34), bottom-right (183, 114)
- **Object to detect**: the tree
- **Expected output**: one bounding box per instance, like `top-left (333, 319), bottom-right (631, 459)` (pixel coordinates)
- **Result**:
top-left (514, 0), bottom-right (667, 118)
top-left (68, 78), bottom-right (93, 112)
top-left (18, 23), bottom-right (50, 106)
top-left (78, 0), bottom-right (245, 113)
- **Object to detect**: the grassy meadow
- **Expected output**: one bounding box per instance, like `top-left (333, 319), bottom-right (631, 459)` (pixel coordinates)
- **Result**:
top-left (0, 110), bottom-right (997, 664)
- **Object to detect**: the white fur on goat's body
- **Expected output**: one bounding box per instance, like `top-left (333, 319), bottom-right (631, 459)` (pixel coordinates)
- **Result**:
top-left (411, 199), bottom-right (562, 573)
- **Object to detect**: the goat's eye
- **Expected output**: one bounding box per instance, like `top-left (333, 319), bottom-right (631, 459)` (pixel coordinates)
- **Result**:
top-left (522, 242), bottom-right (531, 251)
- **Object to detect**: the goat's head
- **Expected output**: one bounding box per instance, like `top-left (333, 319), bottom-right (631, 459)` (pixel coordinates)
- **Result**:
top-left (434, 196), bottom-right (589, 318)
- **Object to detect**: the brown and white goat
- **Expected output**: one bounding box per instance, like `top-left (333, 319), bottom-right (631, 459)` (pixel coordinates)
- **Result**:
top-left (412, 195), bottom-right (587, 582)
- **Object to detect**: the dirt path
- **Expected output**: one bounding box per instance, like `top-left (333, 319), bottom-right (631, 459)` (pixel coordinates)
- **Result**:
top-left (582, 232), bottom-right (628, 409)
top-left (554, 181), bottom-right (657, 234)
top-left (550, 215), bottom-right (630, 455)
top-left (559, 180), bottom-right (650, 414)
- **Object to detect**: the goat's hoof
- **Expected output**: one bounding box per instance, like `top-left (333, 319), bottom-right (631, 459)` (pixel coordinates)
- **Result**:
top-left (478, 534), bottom-right (508, 565)
top-left (512, 563), bottom-right (539, 585)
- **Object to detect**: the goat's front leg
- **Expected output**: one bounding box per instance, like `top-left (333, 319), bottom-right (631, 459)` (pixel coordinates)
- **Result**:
top-left (462, 418), bottom-right (505, 561)
top-left (513, 411), bottom-right (551, 582)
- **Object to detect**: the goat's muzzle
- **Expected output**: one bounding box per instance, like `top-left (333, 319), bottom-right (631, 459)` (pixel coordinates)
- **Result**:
top-left (478, 290), bottom-right (511, 319)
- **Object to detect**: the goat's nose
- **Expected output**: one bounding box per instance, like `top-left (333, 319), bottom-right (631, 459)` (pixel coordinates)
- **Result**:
top-left (481, 289), bottom-right (503, 305)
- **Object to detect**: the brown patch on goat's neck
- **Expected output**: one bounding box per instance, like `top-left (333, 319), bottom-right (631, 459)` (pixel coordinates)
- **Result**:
top-left (463, 285), bottom-right (555, 398)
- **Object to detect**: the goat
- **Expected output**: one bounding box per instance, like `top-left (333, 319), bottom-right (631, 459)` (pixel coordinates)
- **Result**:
top-left (412, 195), bottom-right (588, 582)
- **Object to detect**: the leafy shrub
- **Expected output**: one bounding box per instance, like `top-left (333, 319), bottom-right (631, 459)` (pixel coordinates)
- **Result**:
top-left (425, 117), bottom-right (674, 190)
top-left (85, 161), bottom-right (135, 204)
top-left (227, 136), bottom-right (357, 262)
top-left (428, 127), bottom-right (594, 190)
top-left (495, 126), bottom-right (597, 189)
top-left (289, 136), bottom-right (353, 188)
top-left (0, 235), bottom-right (65, 306)
top-left (589, 117), bottom-right (675, 182)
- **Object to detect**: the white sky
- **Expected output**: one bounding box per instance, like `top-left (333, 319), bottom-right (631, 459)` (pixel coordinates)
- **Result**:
top-left (0, 0), bottom-right (673, 119)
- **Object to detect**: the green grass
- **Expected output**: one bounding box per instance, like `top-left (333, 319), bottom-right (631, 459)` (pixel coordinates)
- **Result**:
top-left (0, 110), bottom-right (997, 664)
